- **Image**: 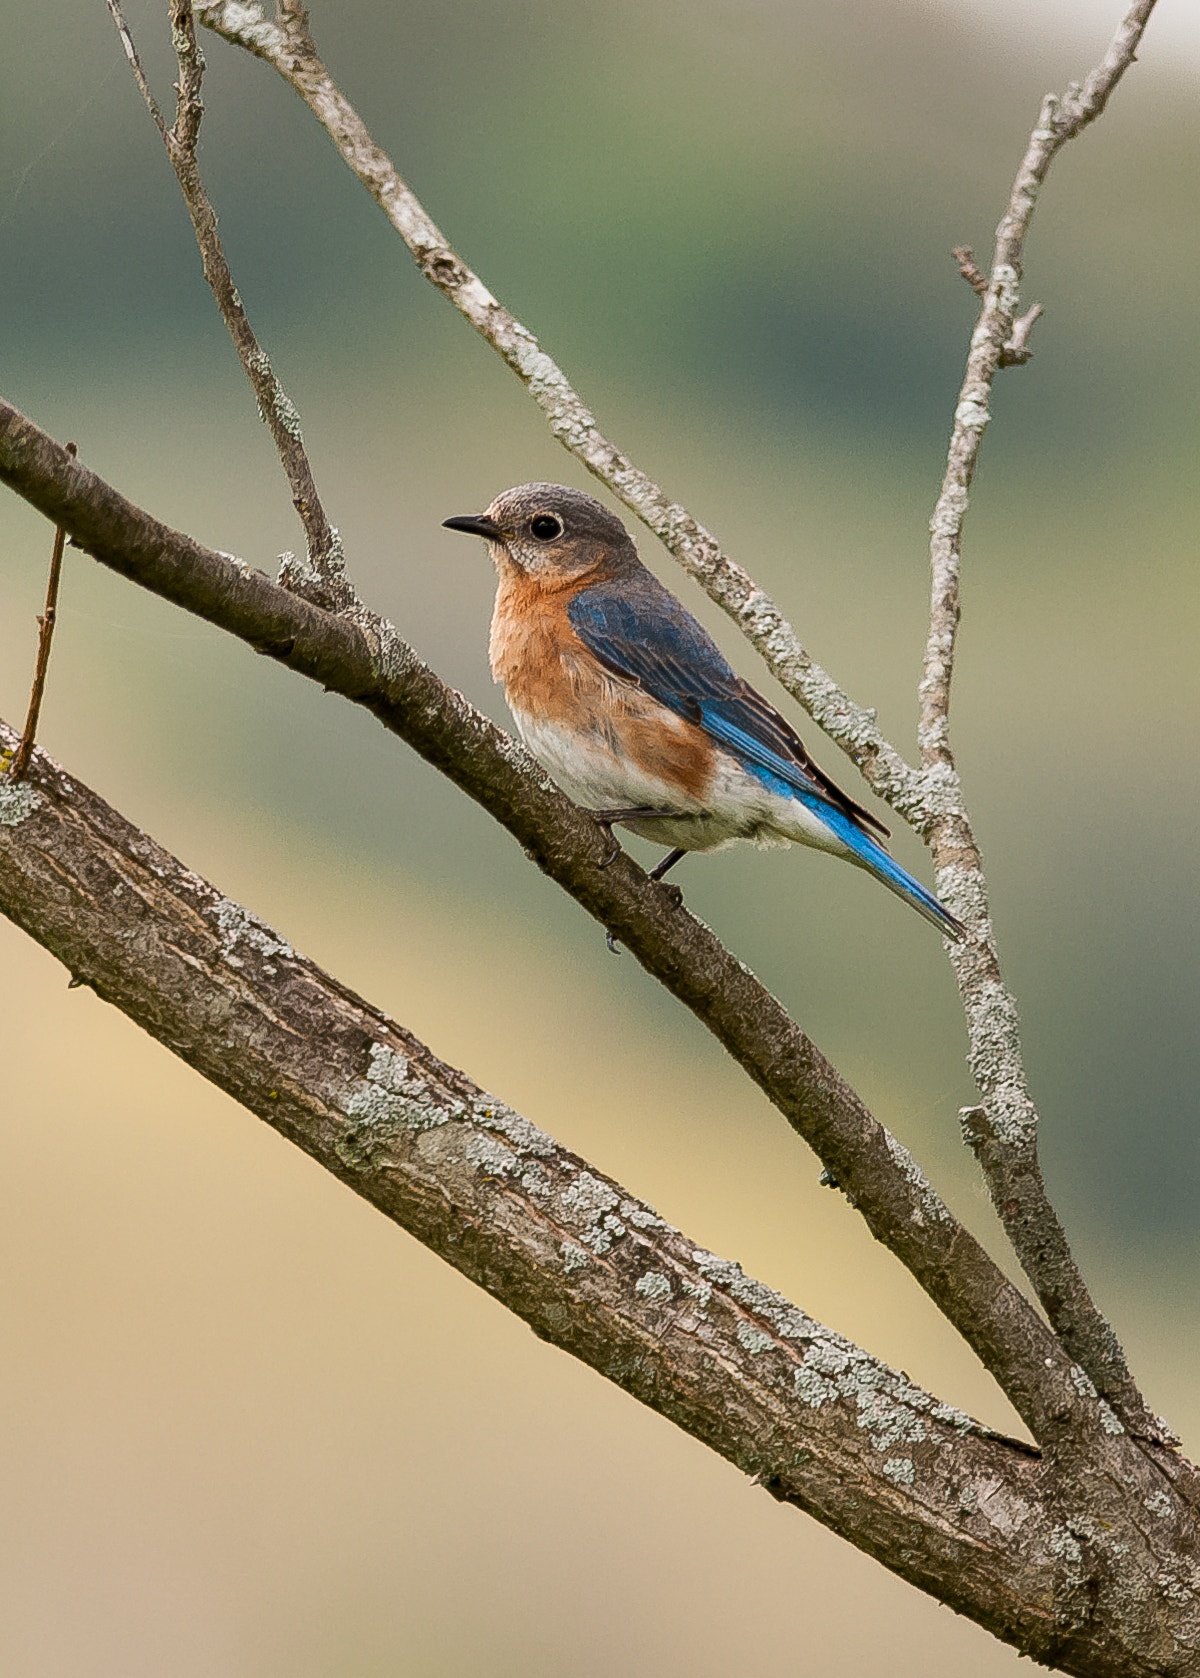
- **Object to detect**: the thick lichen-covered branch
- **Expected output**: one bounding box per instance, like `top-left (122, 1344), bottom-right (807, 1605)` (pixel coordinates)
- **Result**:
top-left (2, 714), bottom-right (1199, 1676)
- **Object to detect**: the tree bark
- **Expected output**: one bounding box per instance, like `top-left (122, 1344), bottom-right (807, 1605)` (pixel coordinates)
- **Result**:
top-left (3, 711), bottom-right (1198, 1675)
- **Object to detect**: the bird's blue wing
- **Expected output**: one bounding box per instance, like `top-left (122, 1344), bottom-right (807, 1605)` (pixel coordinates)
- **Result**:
top-left (568, 577), bottom-right (889, 838)
top-left (569, 577), bottom-right (963, 938)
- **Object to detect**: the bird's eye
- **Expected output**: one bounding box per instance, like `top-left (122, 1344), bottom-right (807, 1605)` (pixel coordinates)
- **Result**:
top-left (530, 514), bottom-right (563, 541)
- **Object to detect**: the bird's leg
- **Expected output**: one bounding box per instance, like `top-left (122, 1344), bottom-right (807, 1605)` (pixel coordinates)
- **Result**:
top-left (591, 807), bottom-right (681, 869)
top-left (647, 847), bottom-right (686, 882)
top-left (594, 824), bottom-right (689, 952)
top-left (647, 846), bottom-right (687, 908)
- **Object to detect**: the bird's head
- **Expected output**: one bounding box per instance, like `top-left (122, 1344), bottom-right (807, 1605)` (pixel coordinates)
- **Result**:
top-left (443, 483), bottom-right (637, 584)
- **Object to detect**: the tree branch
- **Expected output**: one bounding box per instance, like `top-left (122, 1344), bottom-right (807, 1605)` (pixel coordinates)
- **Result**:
top-left (2, 710), bottom-right (1197, 1676)
top-left (918, 0), bottom-right (1162, 1441)
top-left (105, 0), bottom-right (343, 583)
top-left (0, 393), bottom-right (1109, 1455)
top-left (921, 0), bottom-right (1155, 755)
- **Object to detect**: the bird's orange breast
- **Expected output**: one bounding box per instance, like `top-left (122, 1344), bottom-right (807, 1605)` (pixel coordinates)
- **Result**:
top-left (489, 569), bottom-right (581, 722)
top-left (490, 570), bottom-right (714, 801)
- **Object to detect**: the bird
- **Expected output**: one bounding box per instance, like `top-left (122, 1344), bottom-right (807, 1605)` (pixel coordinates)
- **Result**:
top-left (443, 483), bottom-right (964, 940)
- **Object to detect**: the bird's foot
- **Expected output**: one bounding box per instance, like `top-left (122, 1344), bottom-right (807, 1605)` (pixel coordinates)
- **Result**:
top-left (591, 808), bottom-right (679, 870)
top-left (593, 821), bottom-right (686, 950)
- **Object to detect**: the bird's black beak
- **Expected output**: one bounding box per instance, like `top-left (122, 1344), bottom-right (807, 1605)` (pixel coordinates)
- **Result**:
top-left (442, 514), bottom-right (505, 540)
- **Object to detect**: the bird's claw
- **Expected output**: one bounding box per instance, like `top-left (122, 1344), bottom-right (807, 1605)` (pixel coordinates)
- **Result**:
top-left (591, 807), bottom-right (678, 871)
top-left (595, 822), bottom-right (622, 870)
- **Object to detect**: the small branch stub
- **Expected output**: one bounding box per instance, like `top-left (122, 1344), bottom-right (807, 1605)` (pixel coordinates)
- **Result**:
top-left (951, 247), bottom-right (1044, 363)
top-left (953, 246), bottom-right (989, 297)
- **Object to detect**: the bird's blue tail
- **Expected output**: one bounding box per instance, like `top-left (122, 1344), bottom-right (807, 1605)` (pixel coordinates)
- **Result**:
top-left (795, 792), bottom-right (965, 940)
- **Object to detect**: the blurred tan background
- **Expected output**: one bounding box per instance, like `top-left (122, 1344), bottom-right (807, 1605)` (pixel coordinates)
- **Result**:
top-left (2, 1), bottom-right (1199, 1672)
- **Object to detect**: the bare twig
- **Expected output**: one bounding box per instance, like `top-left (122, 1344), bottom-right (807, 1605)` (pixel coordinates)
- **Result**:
top-left (6, 442), bottom-right (75, 781)
top-left (1000, 302), bottom-right (1044, 366)
top-left (920, 0), bottom-right (1162, 1440)
top-left (953, 249), bottom-right (1045, 363)
top-left (923, 0), bottom-right (1157, 757)
top-left (104, 0), bottom-right (345, 594)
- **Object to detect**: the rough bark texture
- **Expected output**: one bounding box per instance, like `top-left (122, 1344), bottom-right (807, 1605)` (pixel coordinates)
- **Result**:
top-left (1, 5), bottom-right (1189, 1669)
top-left (2, 715), bottom-right (1199, 1675)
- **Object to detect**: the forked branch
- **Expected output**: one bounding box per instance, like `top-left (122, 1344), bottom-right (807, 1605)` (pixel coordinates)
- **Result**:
top-left (919, 0), bottom-right (1160, 1441)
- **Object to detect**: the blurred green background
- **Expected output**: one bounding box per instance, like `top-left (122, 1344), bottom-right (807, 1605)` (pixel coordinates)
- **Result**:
top-left (2, 1), bottom-right (1198, 1672)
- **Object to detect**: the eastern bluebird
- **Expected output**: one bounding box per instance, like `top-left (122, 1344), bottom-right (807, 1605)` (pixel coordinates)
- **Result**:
top-left (444, 483), bottom-right (964, 940)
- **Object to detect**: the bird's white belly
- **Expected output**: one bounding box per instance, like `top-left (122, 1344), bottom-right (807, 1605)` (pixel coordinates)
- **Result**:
top-left (510, 707), bottom-right (853, 861)
top-left (512, 708), bottom-right (691, 813)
